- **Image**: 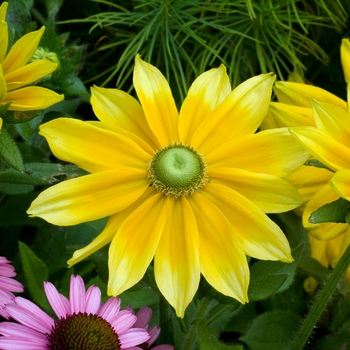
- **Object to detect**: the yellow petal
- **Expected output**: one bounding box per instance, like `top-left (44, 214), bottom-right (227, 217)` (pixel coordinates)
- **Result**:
top-left (2, 27), bottom-right (45, 74)
top-left (108, 193), bottom-right (169, 296)
top-left (201, 184), bottom-right (293, 262)
top-left (5, 60), bottom-right (58, 91)
top-left (285, 164), bottom-right (333, 215)
top-left (309, 223), bottom-right (347, 241)
top-left (311, 100), bottom-right (350, 149)
top-left (290, 126), bottom-right (350, 172)
top-left (178, 65), bottom-right (231, 144)
top-left (0, 64), bottom-right (6, 102)
top-left (154, 197), bottom-right (200, 318)
top-left (341, 38), bottom-right (350, 83)
top-left (0, 21), bottom-right (8, 63)
top-left (332, 228), bottom-right (350, 267)
top-left (274, 81), bottom-right (347, 111)
top-left (133, 55), bottom-right (178, 146)
top-left (260, 102), bottom-right (314, 130)
top-left (68, 186), bottom-right (157, 267)
top-left (207, 128), bottom-right (310, 178)
top-left (191, 73), bottom-right (275, 154)
top-left (188, 192), bottom-right (249, 304)
top-left (27, 168), bottom-right (149, 225)
top-left (330, 169), bottom-right (350, 201)
top-left (4, 86), bottom-right (63, 111)
top-left (0, 2), bottom-right (7, 22)
top-left (303, 182), bottom-right (347, 240)
top-left (209, 167), bottom-right (302, 213)
top-left (39, 118), bottom-right (151, 173)
top-left (91, 86), bottom-right (160, 152)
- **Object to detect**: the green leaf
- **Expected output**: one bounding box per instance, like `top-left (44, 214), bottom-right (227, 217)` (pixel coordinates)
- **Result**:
top-left (0, 163), bottom-right (87, 185)
top-left (0, 128), bottom-right (24, 171)
top-left (240, 310), bottom-right (300, 350)
top-left (198, 323), bottom-right (243, 350)
top-left (304, 159), bottom-right (333, 172)
top-left (249, 244), bottom-right (302, 296)
top-left (309, 197), bottom-right (350, 224)
top-left (18, 241), bottom-right (50, 312)
top-left (248, 273), bottom-right (288, 301)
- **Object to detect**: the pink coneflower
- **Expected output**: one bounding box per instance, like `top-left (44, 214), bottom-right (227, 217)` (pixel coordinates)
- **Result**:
top-left (0, 257), bottom-right (24, 319)
top-left (0, 275), bottom-right (150, 349)
top-left (129, 306), bottom-right (174, 350)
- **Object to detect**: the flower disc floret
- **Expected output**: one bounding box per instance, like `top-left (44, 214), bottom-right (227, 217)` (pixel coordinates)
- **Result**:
top-left (148, 143), bottom-right (208, 198)
top-left (48, 312), bottom-right (120, 350)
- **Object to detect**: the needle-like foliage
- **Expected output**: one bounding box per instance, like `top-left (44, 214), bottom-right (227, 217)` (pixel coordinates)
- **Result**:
top-left (61, 0), bottom-right (347, 99)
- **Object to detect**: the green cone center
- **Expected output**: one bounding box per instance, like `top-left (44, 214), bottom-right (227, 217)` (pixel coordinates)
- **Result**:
top-left (154, 147), bottom-right (201, 188)
top-left (148, 143), bottom-right (208, 198)
top-left (47, 312), bottom-right (120, 350)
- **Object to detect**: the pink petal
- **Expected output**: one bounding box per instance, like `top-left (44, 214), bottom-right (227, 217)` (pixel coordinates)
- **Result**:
top-left (44, 281), bottom-right (70, 319)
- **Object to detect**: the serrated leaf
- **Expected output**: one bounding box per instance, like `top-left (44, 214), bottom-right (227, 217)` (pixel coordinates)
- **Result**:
top-left (248, 274), bottom-right (288, 301)
top-left (198, 322), bottom-right (243, 350)
top-left (0, 162), bottom-right (87, 185)
top-left (309, 197), bottom-right (350, 224)
top-left (18, 241), bottom-right (50, 312)
top-left (0, 128), bottom-right (24, 171)
top-left (240, 311), bottom-right (300, 350)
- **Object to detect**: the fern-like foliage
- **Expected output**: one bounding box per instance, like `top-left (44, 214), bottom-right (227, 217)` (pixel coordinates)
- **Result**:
top-left (62, 0), bottom-right (348, 99)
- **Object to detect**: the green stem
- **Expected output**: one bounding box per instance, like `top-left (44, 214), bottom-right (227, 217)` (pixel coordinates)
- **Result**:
top-left (288, 244), bottom-right (350, 350)
top-left (183, 297), bottom-right (210, 350)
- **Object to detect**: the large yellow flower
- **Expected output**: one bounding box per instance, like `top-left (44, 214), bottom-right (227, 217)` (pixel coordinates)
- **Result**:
top-left (27, 55), bottom-right (309, 317)
top-left (0, 2), bottom-right (63, 112)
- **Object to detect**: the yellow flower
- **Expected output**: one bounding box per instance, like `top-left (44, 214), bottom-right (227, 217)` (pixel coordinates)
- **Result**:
top-left (27, 55), bottom-right (309, 317)
top-left (261, 39), bottom-right (350, 291)
top-left (0, 2), bottom-right (63, 112)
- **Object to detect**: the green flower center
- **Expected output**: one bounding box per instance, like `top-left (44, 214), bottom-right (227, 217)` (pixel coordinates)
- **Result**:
top-left (47, 313), bottom-right (120, 350)
top-left (148, 143), bottom-right (208, 198)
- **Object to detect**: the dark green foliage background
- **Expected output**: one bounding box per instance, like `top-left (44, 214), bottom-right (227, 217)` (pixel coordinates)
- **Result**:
top-left (1, 0), bottom-right (350, 349)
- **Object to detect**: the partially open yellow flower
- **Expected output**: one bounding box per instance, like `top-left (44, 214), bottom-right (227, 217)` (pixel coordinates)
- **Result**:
top-left (0, 2), bottom-right (63, 112)
top-left (27, 56), bottom-right (309, 317)
top-left (261, 39), bottom-right (350, 291)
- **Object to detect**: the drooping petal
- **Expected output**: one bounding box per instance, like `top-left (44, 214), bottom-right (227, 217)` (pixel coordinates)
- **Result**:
top-left (311, 100), bottom-right (350, 149)
top-left (290, 126), bottom-right (350, 172)
top-left (4, 60), bottom-right (58, 91)
top-left (39, 118), bottom-right (151, 173)
top-left (201, 184), bottom-right (293, 262)
top-left (27, 168), bottom-right (149, 225)
top-left (91, 86), bottom-right (160, 151)
top-left (209, 167), bottom-right (302, 213)
top-left (188, 192), bottom-right (249, 304)
top-left (154, 197), bottom-right (200, 318)
top-left (67, 186), bottom-right (156, 267)
top-left (0, 21), bottom-right (8, 63)
top-left (178, 65), bottom-right (231, 144)
top-left (260, 102), bottom-right (314, 130)
top-left (285, 164), bottom-right (333, 215)
top-left (330, 168), bottom-right (350, 201)
top-left (303, 183), bottom-right (347, 240)
top-left (108, 193), bottom-right (169, 296)
top-left (207, 128), bottom-right (310, 178)
top-left (2, 27), bottom-right (45, 75)
top-left (274, 81), bottom-right (347, 110)
top-left (133, 55), bottom-right (178, 146)
top-left (341, 38), bottom-right (350, 83)
top-left (191, 73), bottom-right (275, 154)
top-left (3, 86), bottom-right (63, 111)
